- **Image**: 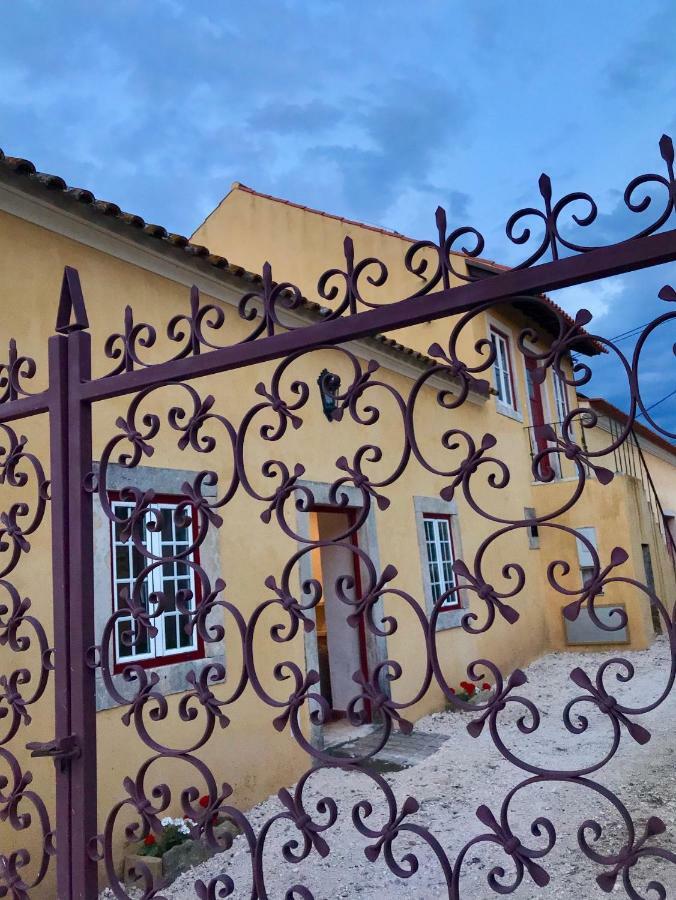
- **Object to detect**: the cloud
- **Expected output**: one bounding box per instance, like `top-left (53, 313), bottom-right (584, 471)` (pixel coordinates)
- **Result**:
top-left (553, 279), bottom-right (625, 323)
top-left (310, 78), bottom-right (472, 223)
top-left (248, 100), bottom-right (341, 135)
top-left (604, 4), bottom-right (676, 94)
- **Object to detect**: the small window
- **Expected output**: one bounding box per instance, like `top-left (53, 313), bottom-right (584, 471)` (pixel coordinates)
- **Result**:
top-left (576, 526), bottom-right (602, 593)
top-left (524, 507), bottom-right (539, 549)
top-left (490, 327), bottom-right (516, 410)
top-left (553, 371), bottom-right (569, 423)
top-left (423, 514), bottom-right (459, 609)
top-left (111, 496), bottom-right (202, 668)
top-left (580, 565), bottom-right (595, 588)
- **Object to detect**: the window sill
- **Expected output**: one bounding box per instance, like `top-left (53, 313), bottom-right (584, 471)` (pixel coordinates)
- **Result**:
top-left (495, 401), bottom-right (523, 423)
top-left (433, 606), bottom-right (466, 632)
top-left (95, 652), bottom-right (226, 712)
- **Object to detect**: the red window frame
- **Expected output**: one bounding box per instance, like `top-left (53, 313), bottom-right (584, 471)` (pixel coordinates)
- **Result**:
top-left (108, 491), bottom-right (205, 672)
top-left (422, 511), bottom-right (461, 611)
top-left (490, 324), bottom-right (518, 411)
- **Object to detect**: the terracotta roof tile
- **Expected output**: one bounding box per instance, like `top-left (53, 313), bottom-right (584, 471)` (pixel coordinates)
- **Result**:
top-left (0, 149), bottom-right (595, 366)
top-left (0, 148), bottom-right (241, 280)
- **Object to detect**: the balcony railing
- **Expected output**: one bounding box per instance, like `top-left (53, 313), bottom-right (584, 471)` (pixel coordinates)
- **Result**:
top-left (524, 419), bottom-right (674, 553)
top-left (523, 419), bottom-right (589, 482)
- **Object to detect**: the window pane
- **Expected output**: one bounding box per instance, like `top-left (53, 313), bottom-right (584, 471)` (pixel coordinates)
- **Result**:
top-left (117, 619), bottom-right (133, 658)
top-left (116, 585), bottom-right (130, 611)
top-left (115, 546), bottom-right (130, 580)
top-left (132, 547), bottom-right (147, 578)
top-left (116, 504), bottom-right (130, 521)
top-left (178, 613), bottom-right (193, 649)
top-left (161, 580), bottom-right (177, 612)
top-left (174, 517), bottom-right (191, 544)
top-left (163, 614), bottom-right (178, 651)
top-left (160, 508), bottom-right (173, 543)
top-left (118, 618), bottom-right (150, 658)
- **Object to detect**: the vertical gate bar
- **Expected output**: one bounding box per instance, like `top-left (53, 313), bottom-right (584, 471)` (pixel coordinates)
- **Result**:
top-left (67, 328), bottom-right (98, 899)
top-left (48, 333), bottom-right (72, 900)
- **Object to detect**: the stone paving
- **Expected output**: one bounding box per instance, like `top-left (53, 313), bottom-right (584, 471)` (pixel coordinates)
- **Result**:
top-left (325, 725), bottom-right (450, 772)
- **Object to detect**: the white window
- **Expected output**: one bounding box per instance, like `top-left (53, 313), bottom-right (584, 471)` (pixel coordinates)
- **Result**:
top-left (423, 515), bottom-right (458, 609)
top-left (490, 327), bottom-right (516, 409)
top-left (553, 371), bottom-right (569, 423)
top-left (575, 526), bottom-right (601, 591)
top-left (112, 498), bottom-right (200, 665)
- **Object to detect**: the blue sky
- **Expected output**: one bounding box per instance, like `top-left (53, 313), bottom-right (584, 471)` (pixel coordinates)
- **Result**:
top-left (1, 0), bottom-right (674, 432)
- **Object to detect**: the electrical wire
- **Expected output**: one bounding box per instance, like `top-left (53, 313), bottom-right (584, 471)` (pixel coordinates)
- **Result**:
top-left (635, 387), bottom-right (676, 419)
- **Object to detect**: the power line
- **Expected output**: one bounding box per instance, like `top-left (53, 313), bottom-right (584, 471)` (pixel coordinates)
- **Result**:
top-left (609, 320), bottom-right (652, 342)
top-left (636, 387), bottom-right (676, 419)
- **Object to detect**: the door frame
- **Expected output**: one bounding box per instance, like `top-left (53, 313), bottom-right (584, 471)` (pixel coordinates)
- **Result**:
top-left (310, 504), bottom-right (371, 722)
top-left (295, 480), bottom-right (389, 749)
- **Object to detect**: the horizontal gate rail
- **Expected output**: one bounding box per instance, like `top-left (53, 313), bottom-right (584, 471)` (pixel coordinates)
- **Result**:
top-left (75, 225), bottom-right (676, 404)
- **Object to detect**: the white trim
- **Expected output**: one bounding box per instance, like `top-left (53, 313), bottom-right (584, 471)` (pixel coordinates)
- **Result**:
top-left (486, 313), bottom-right (523, 422)
top-left (552, 369), bottom-right (570, 424)
top-left (111, 499), bottom-right (199, 663)
top-left (422, 516), bottom-right (457, 608)
top-left (413, 496), bottom-right (468, 631)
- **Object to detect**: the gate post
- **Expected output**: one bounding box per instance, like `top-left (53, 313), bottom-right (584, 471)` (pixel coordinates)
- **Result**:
top-left (48, 269), bottom-right (98, 898)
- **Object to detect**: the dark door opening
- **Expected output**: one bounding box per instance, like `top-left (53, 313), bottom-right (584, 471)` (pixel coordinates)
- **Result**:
top-left (525, 355), bottom-right (554, 480)
top-left (642, 542), bottom-right (662, 635)
top-left (310, 507), bottom-right (371, 723)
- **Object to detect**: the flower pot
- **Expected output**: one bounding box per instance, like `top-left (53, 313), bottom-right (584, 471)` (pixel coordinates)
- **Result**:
top-left (124, 820), bottom-right (240, 889)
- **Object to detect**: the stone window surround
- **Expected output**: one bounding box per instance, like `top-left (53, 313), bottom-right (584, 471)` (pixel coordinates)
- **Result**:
top-left (92, 463), bottom-right (225, 711)
top-left (414, 496), bottom-right (468, 631)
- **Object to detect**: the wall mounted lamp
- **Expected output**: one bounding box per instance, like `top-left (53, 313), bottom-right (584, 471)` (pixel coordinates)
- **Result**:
top-left (317, 369), bottom-right (341, 421)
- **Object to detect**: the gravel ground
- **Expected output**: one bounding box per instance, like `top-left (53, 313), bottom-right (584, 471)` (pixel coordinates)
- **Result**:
top-left (105, 637), bottom-right (675, 899)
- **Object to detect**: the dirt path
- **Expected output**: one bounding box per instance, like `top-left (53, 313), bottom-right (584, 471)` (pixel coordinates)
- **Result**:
top-left (107, 636), bottom-right (676, 899)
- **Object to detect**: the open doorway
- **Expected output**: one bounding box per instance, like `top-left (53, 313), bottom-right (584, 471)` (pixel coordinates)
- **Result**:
top-left (309, 507), bottom-right (371, 724)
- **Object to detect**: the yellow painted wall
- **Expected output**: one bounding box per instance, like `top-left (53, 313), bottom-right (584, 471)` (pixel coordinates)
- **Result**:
top-left (0, 189), bottom-right (673, 896)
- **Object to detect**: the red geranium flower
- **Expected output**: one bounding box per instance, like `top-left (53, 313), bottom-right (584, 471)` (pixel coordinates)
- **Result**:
top-left (482, 683), bottom-right (491, 691)
top-left (460, 681), bottom-right (475, 695)
top-left (144, 834), bottom-right (156, 846)
top-left (450, 688), bottom-right (456, 694)
top-left (199, 795), bottom-right (210, 809)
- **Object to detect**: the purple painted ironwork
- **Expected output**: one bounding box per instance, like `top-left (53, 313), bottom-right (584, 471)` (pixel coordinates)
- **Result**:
top-left (0, 133), bottom-right (675, 899)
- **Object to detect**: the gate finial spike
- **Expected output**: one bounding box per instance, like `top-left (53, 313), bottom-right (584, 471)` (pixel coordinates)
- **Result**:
top-left (55, 266), bottom-right (89, 334)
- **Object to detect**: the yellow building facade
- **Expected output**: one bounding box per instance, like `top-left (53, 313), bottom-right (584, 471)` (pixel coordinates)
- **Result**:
top-left (0, 158), bottom-right (673, 894)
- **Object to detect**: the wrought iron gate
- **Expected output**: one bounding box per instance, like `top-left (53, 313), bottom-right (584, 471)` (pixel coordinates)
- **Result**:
top-left (1, 135), bottom-right (675, 899)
